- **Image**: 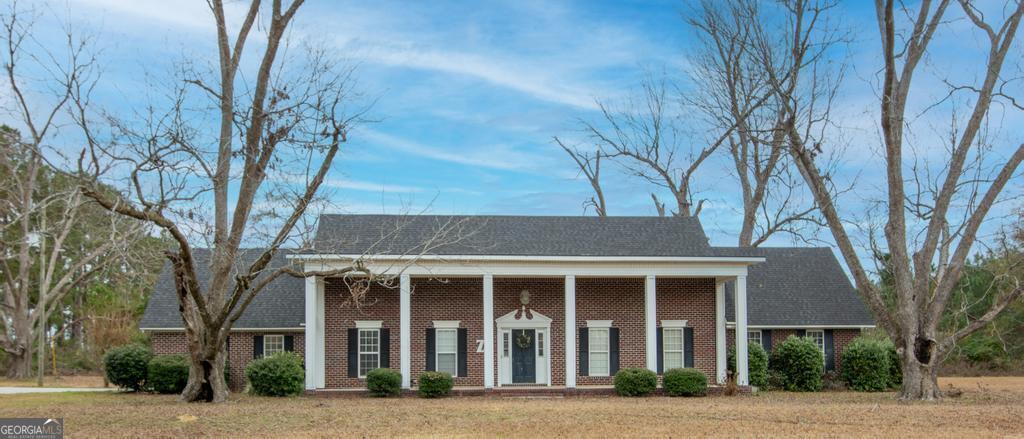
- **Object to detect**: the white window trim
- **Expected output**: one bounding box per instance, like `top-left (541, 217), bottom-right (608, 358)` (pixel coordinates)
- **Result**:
top-left (355, 320), bottom-right (382, 329)
top-left (435, 328), bottom-right (459, 377)
top-left (589, 327), bottom-right (611, 377)
top-left (661, 320), bottom-right (689, 328)
top-left (263, 334), bottom-right (284, 357)
top-left (433, 320), bottom-right (460, 329)
top-left (662, 327), bottom-right (685, 370)
top-left (748, 330), bottom-right (762, 347)
top-left (805, 329), bottom-right (826, 367)
top-left (586, 320), bottom-right (613, 328)
top-left (357, 328), bottom-right (380, 378)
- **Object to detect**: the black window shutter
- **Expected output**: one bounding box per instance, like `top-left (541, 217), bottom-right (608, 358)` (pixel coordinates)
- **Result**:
top-left (284, 335), bottom-right (294, 352)
top-left (347, 328), bottom-right (358, 378)
top-left (824, 330), bottom-right (835, 371)
top-left (684, 327), bottom-right (695, 368)
top-left (253, 335), bottom-right (263, 359)
top-left (578, 328), bottom-right (589, 376)
top-left (609, 327), bottom-right (620, 375)
top-left (457, 328), bottom-right (468, 377)
top-left (425, 328), bottom-right (436, 372)
top-left (796, 329), bottom-right (806, 338)
top-left (656, 328), bottom-right (664, 374)
top-left (380, 329), bottom-right (391, 369)
top-left (762, 329), bottom-right (773, 353)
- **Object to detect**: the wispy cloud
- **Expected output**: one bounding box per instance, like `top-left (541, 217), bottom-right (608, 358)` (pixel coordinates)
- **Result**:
top-left (358, 129), bottom-right (545, 172)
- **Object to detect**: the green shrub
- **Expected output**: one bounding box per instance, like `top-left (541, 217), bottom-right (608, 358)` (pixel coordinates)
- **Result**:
top-left (961, 336), bottom-right (1003, 364)
top-left (728, 343), bottom-right (769, 388)
top-left (104, 344), bottom-right (153, 391)
top-left (418, 371), bottom-right (453, 398)
top-left (769, 336), bottom-right (823, 392)
top-left (146, 354), bottom-right (189, 394)
top-left (887, 342), bottom-right (902, 389)
top-left (840, 338), bottom-right (894, 392)
top-left (663, 368), bottom-right (707, 396)
top-left (245, 352), bottom-right (305, 397)
top-left (366, 368), bottom-right (402, 397)
top-left (613, 368), bottom-right (657, 396)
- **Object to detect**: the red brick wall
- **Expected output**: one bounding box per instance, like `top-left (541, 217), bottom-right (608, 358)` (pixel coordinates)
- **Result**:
top-left (727, 328), bottom-right (863, 373)
top-left (656, 278), bottom-right (717, 378)
top-left (323, 279), bottom-right (400, 389)
top-left (575, 277), bottom-right (645, 385)
top-left (492, 278), bottom-right (566, 386)
top-left (410, 278), bottom-right (483, 387)
top-left (150, 331), bottom-right (304, 391)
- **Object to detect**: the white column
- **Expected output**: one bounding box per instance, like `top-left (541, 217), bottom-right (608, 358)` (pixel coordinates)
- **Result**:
top-left (564, 275), bottom-right (576, 388)
top-left (304, 276), bottom-right (318, 390)
top-left (483, 274), bottom-right (495, 389)
top-left (715, 279), bottom-right (727, 385)
top-left (645, 275), bottom-right (657, 372)
top-left (316, 278), bottom-right (325, 388)
top-left (735, 275), bottom-right (749, 386)
top-left (400, 274), bottom-right (411, 389)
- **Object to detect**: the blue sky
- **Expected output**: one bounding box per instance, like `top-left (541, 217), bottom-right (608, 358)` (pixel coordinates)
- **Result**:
top-left (20, 0), bottom-right (1024, 252)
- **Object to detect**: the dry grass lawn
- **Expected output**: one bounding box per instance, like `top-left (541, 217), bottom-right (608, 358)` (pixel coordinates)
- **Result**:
top-left (1, 377), bottom-right (1022, 438)
top-left (0, 374), bottom-right (106, 388)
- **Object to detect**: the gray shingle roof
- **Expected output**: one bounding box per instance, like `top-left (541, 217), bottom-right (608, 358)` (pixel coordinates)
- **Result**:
top-left (311, 214), bottom-right (713, 257)
top-left (138, 249), bottom-right (304, 330)
top-left (724, 247), bottom-right (875, 326)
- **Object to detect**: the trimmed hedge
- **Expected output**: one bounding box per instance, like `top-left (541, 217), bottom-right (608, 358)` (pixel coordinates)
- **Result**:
top-left (104, 344), bottom-right (153, 391)
top-left (769, 336), bottom-right (823, 392)
top-left (147, 354), bottom-right (189, 394)
top-left (663, 368), bottom-right (707, 396)
top-left (366, 368), bottom-right (402, 397)
top-left (840, 338), bottom-right (892, 391)
top-left (418, 371), bottom-right (453, 398)
top-left (613, 368), bottom-right (657, 396)
top-left (728, 343), bottom-right (769, 388)
top-left (245, 352), bottom-right (305, 397)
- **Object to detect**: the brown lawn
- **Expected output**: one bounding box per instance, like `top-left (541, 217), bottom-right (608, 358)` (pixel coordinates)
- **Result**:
top-left (0, 377), bottom-right (1021, 438)
top-left (0, 374), bottom-right (106, 388)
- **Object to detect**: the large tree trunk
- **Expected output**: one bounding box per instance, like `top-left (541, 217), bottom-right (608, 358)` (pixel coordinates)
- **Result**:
top-left (180, 342), bottom-right (228, 403)
top-left (899, 353), bottom-right (941, 401)
top-left (5, 350), bottom-right (32, 379)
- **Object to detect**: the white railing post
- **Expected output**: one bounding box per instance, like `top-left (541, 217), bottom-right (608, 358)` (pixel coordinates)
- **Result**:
top-left (564, 275), bottom-right (576, 388)
top-left (715, 279), bottom-right (727, 385)
top-left (400, 274), bottom-right (411, 389)
top-left (483, 274), bottom-right (495, 389)
top-left (645, 275), bottom-right (657, 372)
top-left (735, 275), bottom-right (749, 386)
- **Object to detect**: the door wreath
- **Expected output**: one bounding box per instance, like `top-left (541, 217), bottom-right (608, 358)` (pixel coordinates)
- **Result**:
top-left (515, 331), bottom-right (532, 349)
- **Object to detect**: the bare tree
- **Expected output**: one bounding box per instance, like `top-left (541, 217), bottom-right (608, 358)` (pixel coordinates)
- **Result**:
top-left (687, 0), bottom-right (825, 246)
top-left (0, 5), bottom-right (140, 382)
top-left (66, 0), bottom-right (375, 402)
top-left (554, 139), bottom-right (607, 216)
top-left (777, 0), bottom-right (1024, 400)
top-left (578, 76), bottom-right (724, 217)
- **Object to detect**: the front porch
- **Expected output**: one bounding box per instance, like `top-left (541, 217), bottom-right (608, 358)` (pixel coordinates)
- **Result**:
top-left (297, 255), bottom-right (760, 391)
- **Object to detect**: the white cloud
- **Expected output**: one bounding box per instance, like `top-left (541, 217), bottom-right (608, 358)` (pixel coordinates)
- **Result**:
top-left (358, 129), bottom-right (545, 172)
top-left (323, 177), bottom-right (423, 194)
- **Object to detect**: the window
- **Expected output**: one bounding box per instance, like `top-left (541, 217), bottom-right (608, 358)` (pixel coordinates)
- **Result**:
top-left (748, 330), bottom-right (762, 347)
top-left (537, 331), bottom-right (545, 357)
top-left (358, 329), bottom-right (380, 377)
top-left (589, 328), bottom-right (610, 376)
top-left (502, 332), bottom-right (510, 358)
top-left (263, 334), bottom-right (284, 356)
top-left (663, 328), bottom-right (684, 370)
top-left (805, 330), bottom-right (825, 366)
top-left (436, 329), bottom-right (458, 376)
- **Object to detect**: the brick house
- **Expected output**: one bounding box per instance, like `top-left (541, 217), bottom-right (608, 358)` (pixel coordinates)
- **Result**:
top-left (140, 215), bottom-right (874, 392)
